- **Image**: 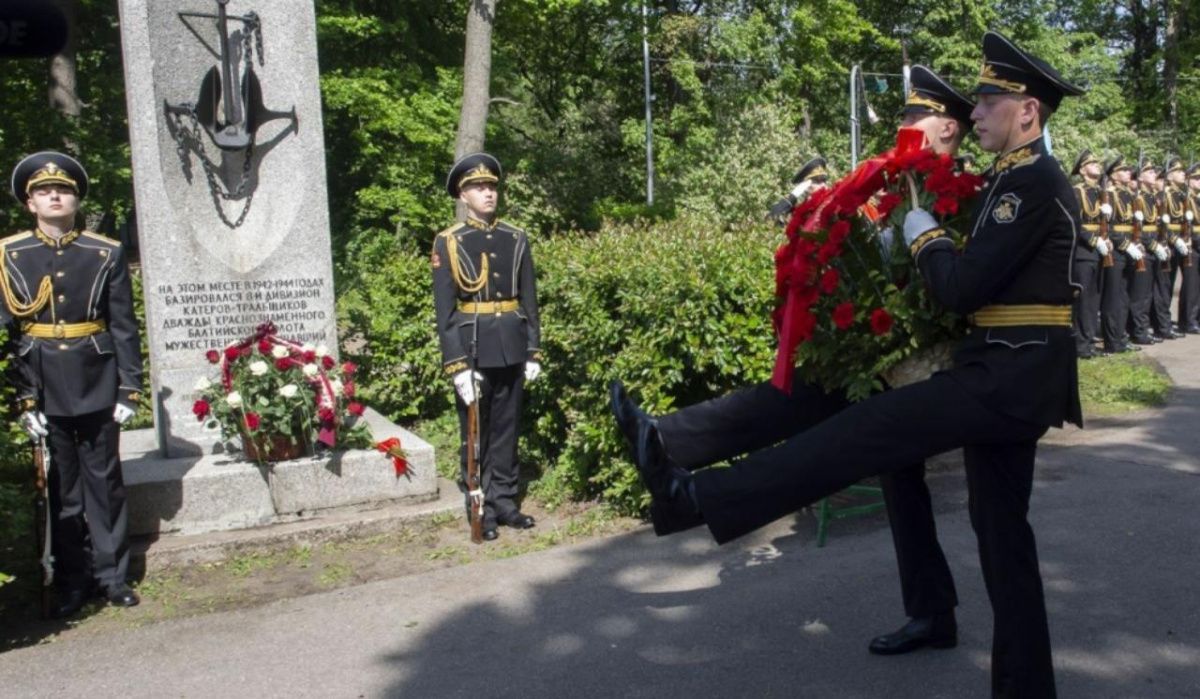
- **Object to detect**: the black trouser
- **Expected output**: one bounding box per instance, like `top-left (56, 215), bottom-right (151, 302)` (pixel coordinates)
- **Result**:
top-left (1126, 260), bottom-right (1152, 340)
top-left (46, 409), bottom-right (129, 590)
top-left (657, 381), bottom-right (958, 618)
top-left (1100, 251), bottom-right (1130, 350)
top-left (456, 364), bottom-right (524, 528)
top-left (1072, 255), bottom-right (1100, 354)
top-left (1150, 258), bottom-right (1174, 336)
top-left (1178, 243), bottom-right (1200, 329)
top-left (691, 374), bottom-right (1054, 699)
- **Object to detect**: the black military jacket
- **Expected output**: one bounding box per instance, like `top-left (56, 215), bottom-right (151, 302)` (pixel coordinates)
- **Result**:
top-left (1, 229), bottom-right (143, 416)
top-left (1190, 187), bottom-right (1200, 246)
top-left (911, 136), bottom-right (1082, 428)
top-left (1134, 187), bottom-right (1163, 252)
top-left (1106, 184), bottom-right (1138, 253)
top-left (431, 216), bottom-right (541, 375)
top-left (1159, 184), bottom-right (1189, 246)
top-left (1072, 179), bottom-right (1103, 262)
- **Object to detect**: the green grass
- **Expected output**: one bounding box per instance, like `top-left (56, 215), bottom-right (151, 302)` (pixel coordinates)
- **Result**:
top-left (1078, 353), bottom-right (1171, 416)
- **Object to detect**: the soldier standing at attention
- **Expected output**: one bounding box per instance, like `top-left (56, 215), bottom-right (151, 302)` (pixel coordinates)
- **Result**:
top-left (1129, 160), bottom-right (1166, 343)
top-left (1101, 158), bottom-right (1143, 353)
top-left (1159, 158), bottom-right (1194, 333)
top-left (1070, 150), bottom-right (1111, 358)
top-left (2, 152), bottom-right (143, 617)
top-left (1184, 163), bottom-right (1200, 333)
top-left (432, 153), bottom-right (542, 541)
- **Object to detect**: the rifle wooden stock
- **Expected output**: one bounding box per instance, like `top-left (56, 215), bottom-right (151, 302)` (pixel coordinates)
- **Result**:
top-left (32, 441), bottom-right (52, 619)
top-left (1132, 197), bottom-right (1147, 272)
top-left (465, 401), bottom-right (483, 544)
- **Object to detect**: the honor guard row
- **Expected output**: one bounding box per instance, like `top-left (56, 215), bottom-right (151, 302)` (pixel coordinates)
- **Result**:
top-left (2, 151), bottom-right (144, 616)
top-left (1069, 150), bottom-right (1200, 357)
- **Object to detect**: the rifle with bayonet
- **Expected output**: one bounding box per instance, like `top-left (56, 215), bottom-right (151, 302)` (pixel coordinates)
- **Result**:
top-left (1131, 149), bottom-right (1149, 272)
top-left (32, 437), bottom-right (53, 619)
top-left (1098, 169), bottom-right (1114, 268)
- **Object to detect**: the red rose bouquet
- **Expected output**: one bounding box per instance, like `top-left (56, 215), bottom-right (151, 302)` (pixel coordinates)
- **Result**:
top-left (771, 128), bottom-right (985, 400)
top-left (192, 321), bottom-right (372, 463)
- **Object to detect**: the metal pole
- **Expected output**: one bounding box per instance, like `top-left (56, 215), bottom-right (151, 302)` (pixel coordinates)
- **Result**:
top-left (641, 1), bottom-right (655, 205)
top-left (850, 64), bottom-right (860, 169)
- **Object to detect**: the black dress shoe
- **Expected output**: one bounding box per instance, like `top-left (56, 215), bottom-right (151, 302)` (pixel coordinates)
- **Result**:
top-left (868, 612), bottom-right (957, 655)
top-left (1186, 325), bottom-right (1200, 334)
top-left (499, 512), bottom-right (536, 529)
top-left (1130, 336), bottom-right (1155, 346)
top-left (649, 467), bottom-right (705, 536)
top-left (1077, 348), bottom-right (1097, 359)
top-left (53, 587), bottom-right (92, 618)
top-left (104, 583), bottom-right (140, 608)
top-left (610, 381), bottom-right (670, 499)
top-left (482, 527), bottom-right (499, 541)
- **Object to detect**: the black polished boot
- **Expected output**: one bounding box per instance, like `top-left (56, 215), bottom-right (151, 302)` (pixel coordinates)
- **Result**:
top-left (868, 611), bottom-right (957, 655)
top-left (104, 583), bottom-right (140, 608)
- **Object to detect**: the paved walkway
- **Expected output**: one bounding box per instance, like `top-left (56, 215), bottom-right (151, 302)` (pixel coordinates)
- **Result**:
top-left (1, 341), bottom-right (1198, 698)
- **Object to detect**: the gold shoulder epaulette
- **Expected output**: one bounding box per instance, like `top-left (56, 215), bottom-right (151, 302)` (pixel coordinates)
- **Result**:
top-left (1013, 153), bottom-right (1041, 170)
top-left (81, 230), bottom-right (120, 246)
top-left (497, 219), bottom-right (525, 234)
top-left (0, 231), bottom-right (34, 246)
top-left (436, 224), bottom-right (462, 239)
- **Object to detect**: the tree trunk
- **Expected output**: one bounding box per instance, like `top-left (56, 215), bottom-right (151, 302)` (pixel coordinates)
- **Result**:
top-left (455, 0), bottom-right (496, 160)
top-left (453, 0), bottom-right (496, 220)
top-left (1162, 0), bottom-right (1180, 132)
top-left (48, 0), bottom-right (81, 120)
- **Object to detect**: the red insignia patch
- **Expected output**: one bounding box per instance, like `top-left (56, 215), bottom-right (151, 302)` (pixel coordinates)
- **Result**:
top-left (431, 252), bottom-right (442, 268)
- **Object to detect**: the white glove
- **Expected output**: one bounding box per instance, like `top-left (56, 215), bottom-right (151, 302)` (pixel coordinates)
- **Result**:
top-left (1100, 203), bottom-right (1113, 219)
top-left (877, 227), bottom-right (895, 263)
top-left (902, 208), bottom-right (939, 247)
top-left (1162, 214), bottom-right (1172, 225)
top-left (1187, 210), bottom-right (1194, 222)
top-left (1127, 245), bottom-right (1144, 262)
top-left (789, 180), bottom-right (814, 200)
top-left (1175, 239), bottom-right (1190, 256)
top-left (1154, 244), bottom-right (1170, 261)
top-left (113, 404), bottom-right (135, 425)
top-left (453, 370), bottom-right (483, 405)
top-left (524, 361), bottom-right (541, 382)
top-left (1094, 238), bottom-right (1111, 256)
top-left (19, 411), bottom-right (48, 440)
top-left (1134, 210), bottom-right (1144, 222)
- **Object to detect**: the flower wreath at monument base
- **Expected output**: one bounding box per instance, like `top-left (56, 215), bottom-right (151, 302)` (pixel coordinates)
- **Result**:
top-left (191, 321), bottom-right (408, 474)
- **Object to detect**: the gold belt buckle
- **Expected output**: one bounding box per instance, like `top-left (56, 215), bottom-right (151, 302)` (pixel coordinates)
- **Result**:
top-left (53, 324), bottom-right (66, 339)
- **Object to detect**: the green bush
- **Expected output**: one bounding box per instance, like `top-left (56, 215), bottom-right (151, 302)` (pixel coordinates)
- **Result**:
top-left (337, 234), bottom-right (450, 422)
top-left (524, 218), bottom-right (779, 512)
top-left (342, 216), bottom-right (781, 513)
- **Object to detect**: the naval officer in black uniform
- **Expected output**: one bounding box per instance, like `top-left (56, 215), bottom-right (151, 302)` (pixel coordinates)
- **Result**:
top-left (2, 152), bottom-right (143, 616)
top-left (432, 153), bottom-right (541, 541)
top-left (615, 65), bottom-right (977, 658)
top-left (618, 33), bottom-right (1082, 698)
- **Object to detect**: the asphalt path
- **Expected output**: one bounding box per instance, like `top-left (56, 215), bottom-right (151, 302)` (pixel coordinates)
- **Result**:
top-left (1, 339), bottom-right (1198, 698)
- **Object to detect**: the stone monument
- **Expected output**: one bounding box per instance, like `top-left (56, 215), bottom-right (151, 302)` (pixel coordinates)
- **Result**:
top-left (116, 0), bottom-right (437, 535)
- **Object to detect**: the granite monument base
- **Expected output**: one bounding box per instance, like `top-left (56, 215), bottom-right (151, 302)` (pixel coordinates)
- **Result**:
top-left (121, 409), bottom-right (438, 536)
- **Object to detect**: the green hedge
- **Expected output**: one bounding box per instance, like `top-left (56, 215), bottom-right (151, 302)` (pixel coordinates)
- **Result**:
top-left (340, 217), bottom-right (781, 513)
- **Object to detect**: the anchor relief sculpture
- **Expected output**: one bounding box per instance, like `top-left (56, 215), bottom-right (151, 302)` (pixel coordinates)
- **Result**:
top-left (164, 0), bottom-right (298, 228)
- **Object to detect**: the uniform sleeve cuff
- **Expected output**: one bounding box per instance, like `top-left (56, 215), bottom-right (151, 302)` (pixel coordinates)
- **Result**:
top-left (527, 350), bottom-right (543, 364)
top-left (443, 359), bottom-right (468, 376)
